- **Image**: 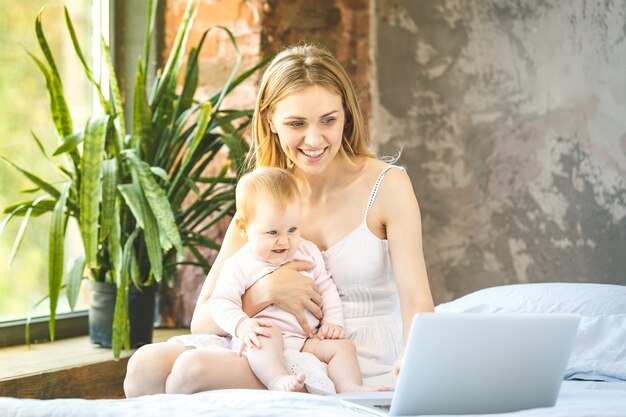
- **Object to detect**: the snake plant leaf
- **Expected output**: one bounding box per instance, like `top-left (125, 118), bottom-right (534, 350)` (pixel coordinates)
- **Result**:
top-left (48, 181), bottom-right (71, 341)
top-left (53, 130), bottom-right (83, 156)
top-left (150, 167), bottom-right (169, 183)
top-left (102, 37), bottom-right (126, 145)
top-left (100, 159), bottom-right (118, 241)
top-left (35, 9), bottom-right (61, 82)
top-left (142, 0), bottom-right (158, 78)
top-left (183, 102), bottom-right (212, 166)
top-left (9, 207), bottom-right (33, 267)
top-left (20, 187), bottom-right (43, 194)
top-left (125, 151), bottom-right (183, 255)
top-left (33, 14), bottom-right (73, 138)
top-left (65, 253), bottom-right (86, 311)
top-left (129, 243), bottom-right (142, 292)
top-left (151, 0), bottom-right (196, 108)
top-left (1, 157), bottom-right (61, 200)
top-left (80, 115), bottom-right (109, 268)
top-left (0, 207), bottom-right (23, 235)
top-left (25, 293), bottom-right (50, 346)
top-left (174, 44), bottom-right (199, 121)
top-left (63, 6), bottom-right (109, 112)
top-left (132, 60), bottom-right (152, 157)
top-left (30, 129), bottom-right (49, 159)
top-left (118, 182), bottom-right (164, 281)
top-left (112, 228), bottom-right (138, 359)
top-left (8, 195), bottom-right (50, 267)
top-left (111, 276), bottom-right (129, 360)
top-left (117, 184), bottom-right (145, 229)
top-left (172, 27), bottom-right (207, 122)
top-left (1, 199), bottom-right (56, 219)
top-left (108, 198), bottom-right (123, 285)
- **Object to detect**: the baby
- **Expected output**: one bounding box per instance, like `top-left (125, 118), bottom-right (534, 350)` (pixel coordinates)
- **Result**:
top-left (210, 167), bottom-right (383, 393)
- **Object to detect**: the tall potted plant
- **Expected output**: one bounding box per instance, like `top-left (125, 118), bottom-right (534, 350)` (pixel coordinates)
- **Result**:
top-left (0, 0), bottom-right (266, 358)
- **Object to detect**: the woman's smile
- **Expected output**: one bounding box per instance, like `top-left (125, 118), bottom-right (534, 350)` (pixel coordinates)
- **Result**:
top-left (299, 147), bottom-right (327, 159)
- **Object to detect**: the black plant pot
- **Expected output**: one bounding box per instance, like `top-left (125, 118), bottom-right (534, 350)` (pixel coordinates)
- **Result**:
top-left (88, 281), bottom-right (157, 348)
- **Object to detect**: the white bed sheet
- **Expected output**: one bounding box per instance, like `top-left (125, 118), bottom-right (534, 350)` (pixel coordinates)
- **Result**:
top-left (1, 381), bottom-right (625, 417)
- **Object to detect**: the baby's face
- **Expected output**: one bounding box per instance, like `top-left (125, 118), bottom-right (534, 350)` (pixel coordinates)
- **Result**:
top-left (244, 198), bottom-right (302, 264)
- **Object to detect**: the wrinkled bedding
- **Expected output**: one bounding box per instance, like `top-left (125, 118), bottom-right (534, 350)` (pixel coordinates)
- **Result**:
top-left (1, 381), bottom-right (625, 417)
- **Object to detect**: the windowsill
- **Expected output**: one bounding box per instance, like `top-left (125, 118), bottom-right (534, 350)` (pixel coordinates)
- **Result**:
top-left (0, 328), bottom-right (189, 399)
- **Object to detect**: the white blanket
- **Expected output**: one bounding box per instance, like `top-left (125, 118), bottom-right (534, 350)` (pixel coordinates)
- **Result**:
top-left (1, 381), bottom-right (625, 417)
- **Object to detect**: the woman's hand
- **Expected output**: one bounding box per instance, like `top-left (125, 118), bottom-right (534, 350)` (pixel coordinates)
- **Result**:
top-left (243, 260), bottom-right (322, 337)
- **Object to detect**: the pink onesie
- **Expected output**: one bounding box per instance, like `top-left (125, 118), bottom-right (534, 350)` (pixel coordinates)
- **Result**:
top-left (210, 238), bottom-right (344, 351)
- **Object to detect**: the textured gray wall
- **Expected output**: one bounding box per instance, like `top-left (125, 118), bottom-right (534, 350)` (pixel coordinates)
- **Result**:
top-left (372, 0), bottom-right (626, 303)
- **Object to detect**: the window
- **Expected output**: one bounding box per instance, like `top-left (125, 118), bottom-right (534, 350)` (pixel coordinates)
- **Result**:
top-left (0, 0), bottom-right (107, 325)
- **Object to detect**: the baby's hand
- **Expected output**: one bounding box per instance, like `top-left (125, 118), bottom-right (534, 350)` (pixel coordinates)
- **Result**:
top-left (235, 318), bottom-right (273, 356)
top-left (317, 323), bottom-right (345, 340)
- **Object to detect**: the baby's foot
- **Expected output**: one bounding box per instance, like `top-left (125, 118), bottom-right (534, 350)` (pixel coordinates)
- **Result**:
top-left (338, 384), bottom-right (391, 393)
top-left (269, 373), bottom-right (306, 392)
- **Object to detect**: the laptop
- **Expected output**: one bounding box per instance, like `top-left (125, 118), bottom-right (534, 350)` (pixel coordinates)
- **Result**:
top-left (340, 313), bottom-right (580, 416)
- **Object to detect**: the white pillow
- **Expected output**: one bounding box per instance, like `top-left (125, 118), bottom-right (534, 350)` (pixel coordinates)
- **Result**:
top-left (435, 283), bottom-right (626, 382)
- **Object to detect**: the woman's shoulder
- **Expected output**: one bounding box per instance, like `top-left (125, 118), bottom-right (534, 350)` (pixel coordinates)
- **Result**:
top-left (362, 158), bottom-right (409, 184)
top-left (362, 159), bottom-right (416, 205)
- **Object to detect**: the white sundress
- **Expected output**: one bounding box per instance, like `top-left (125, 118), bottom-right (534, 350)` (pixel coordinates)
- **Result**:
top-left (171, 165), bottom-right (405, 393)
top-left (322, 165), bottom-right (404, 387)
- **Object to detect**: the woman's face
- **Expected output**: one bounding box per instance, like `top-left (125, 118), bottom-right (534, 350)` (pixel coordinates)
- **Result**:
top-left (268, 85), bottom-right (345, 175)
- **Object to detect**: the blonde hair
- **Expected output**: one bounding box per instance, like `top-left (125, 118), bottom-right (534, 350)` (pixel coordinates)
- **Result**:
top-left (248, 44), bottom-right (374, 170)
top-left (236, 167), bottom-right (301, 223)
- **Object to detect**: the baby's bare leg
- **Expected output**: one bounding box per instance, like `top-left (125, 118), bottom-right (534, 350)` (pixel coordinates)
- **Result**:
top-left (247, 324), bottom-right (306, 392)
top-left (302, 338), bottom-right (389, 393)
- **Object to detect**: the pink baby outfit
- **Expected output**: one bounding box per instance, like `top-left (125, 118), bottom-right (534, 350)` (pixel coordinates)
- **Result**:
top-left (210, 238), bottom-right (344, 351)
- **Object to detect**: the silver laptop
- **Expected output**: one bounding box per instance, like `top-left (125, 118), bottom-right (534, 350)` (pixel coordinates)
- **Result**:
top-left (341, 313), bottom-right (580, 416)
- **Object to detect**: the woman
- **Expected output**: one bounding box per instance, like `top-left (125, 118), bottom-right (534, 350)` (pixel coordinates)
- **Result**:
top-left (124, 44), bottom-right (434, 396)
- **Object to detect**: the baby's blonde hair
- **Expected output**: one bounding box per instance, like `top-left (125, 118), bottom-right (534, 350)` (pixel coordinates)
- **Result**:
top-left (236, 167), bottom-right (301, 223)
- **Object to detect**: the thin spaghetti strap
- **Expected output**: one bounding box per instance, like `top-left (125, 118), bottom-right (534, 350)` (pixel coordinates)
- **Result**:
top-left (364, 165), bottom-right (404, 218)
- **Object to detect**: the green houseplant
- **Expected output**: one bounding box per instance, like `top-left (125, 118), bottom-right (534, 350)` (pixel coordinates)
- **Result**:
top-left (0, 0), bottom-right (266, 358)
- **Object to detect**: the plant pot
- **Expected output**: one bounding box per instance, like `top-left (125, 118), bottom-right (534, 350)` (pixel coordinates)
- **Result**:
top-left (88, 281), bottom-right (157, 348)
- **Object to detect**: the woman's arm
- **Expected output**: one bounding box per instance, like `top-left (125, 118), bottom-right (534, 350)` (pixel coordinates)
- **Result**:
top-left (379, 168), bottom-right (435, 342)
top-left (242, 262), bottom-right (323, 337)
top-left (190, 218), bottom-right (247, 334)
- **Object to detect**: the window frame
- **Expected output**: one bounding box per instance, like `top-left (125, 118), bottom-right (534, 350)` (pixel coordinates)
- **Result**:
top-left (0, 311), bottom-right (88, 347)
top-left (0, 0), bottom-right (160, 347)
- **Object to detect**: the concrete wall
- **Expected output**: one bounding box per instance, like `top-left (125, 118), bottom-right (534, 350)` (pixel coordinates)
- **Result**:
top-left (373, 0), bottom-right (626, 303)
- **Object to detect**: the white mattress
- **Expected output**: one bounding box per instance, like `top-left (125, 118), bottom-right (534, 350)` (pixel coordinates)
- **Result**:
top-left (1, 381), bottom-right (625, 417)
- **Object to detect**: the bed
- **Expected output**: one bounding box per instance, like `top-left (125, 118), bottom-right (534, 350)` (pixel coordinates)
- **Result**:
top-left (1, 282), bottom-right (625, 416)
